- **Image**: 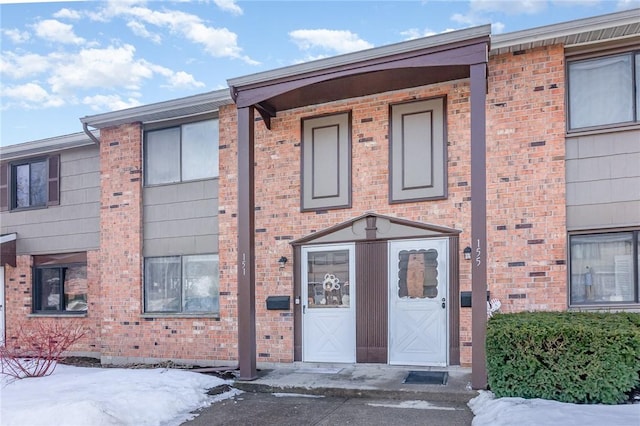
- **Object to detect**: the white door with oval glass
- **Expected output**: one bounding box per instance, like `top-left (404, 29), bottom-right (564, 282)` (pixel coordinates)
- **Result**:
top-left (302, 244), bottom-right (356, 363)
top-left (388, 238), bottom-right (448, 366)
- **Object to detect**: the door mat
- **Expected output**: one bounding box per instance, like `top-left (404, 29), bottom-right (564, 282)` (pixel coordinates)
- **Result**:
top-left (403, 371), bottom-right (448, 385)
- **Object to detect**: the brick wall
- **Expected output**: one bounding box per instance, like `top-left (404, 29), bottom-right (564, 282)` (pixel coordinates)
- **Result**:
top-left (485, 45), bottom-right (567, 318)
top-left (97, 121), bottom-right (239, 365)
top-left (3, 251), bottom-right (101, 355)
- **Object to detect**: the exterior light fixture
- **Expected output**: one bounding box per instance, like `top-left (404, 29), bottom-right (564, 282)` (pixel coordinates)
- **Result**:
top-left (463, 246), bottom-right (472, 260)
top-left (278, 256), bottom-right (288, 268)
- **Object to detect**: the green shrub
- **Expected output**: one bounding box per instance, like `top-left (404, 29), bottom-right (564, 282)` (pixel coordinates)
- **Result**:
top-left (486, 311), bottom-right (640, 404)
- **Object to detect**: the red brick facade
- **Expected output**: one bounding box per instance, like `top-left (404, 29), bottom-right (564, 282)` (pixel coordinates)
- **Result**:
top-left (3, 44), bottom-right (568, 368)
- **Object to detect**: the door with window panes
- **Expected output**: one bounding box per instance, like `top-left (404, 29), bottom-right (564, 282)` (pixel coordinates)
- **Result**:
top-left (302, 244), bottom-right (356, 363)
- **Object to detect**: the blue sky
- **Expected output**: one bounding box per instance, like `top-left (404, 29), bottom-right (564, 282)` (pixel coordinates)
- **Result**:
top-left (1, 0), bottom-right (638, 146)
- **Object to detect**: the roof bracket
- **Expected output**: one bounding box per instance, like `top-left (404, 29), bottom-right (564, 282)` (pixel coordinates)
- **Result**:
top-left (255, 102), bottom-right (276, 130)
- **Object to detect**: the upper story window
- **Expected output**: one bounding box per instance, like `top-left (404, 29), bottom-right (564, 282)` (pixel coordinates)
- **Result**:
top-left (568, 51), bottom-right (640, 130)
top-left (144, 119), bottom-right (219, 186)
top-left (569, 231), bottom-right (639, 306)
top-left (13, 158), bottom-right (47, 208)
top-left (0, 155), bottom-right (60, 212)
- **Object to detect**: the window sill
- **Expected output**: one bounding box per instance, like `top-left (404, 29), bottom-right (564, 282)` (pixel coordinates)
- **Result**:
top-left (10, 205), bottom-right (48, 213)
top-left (568, 304), bottom-right (640, 313)
top-left (28, 312), bottom-right (88, 318)
top-left (141, 313), bottom-right (220, 319)
top-left (566, 122), bottom-right (640, 138)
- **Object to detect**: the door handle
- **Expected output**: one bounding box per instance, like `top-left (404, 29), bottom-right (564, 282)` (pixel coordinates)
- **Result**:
top-left (441, 298), bottom-right (446, 309)
top-left (303, 305), bottom-right (306, 314)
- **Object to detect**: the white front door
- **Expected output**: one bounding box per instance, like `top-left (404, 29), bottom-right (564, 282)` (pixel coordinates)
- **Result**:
top-left (388, 238), bottom-right (448, 366)
top-left (0, 266), bottom-right (5, 346)
top-left (302, 244), bottom-right (356, 363)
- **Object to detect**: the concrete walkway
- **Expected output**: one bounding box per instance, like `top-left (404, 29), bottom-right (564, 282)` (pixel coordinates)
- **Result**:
top-left (183, 363), bottom-right (478, 425)
top-left (234, 363), bottom-right (477, 402)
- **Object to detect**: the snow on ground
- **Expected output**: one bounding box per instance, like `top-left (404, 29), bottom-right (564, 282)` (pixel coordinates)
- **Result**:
top-left (469, 390), bottom-right (640, 426)
top-left (0, 364), bottom-right (239, 426)
top-left (2, 364), bottom-right (639, 426)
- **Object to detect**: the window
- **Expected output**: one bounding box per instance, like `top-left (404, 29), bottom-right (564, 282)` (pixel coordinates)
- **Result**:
top-left (301, 113), bottom-right (351, 211)
top-left (144, 119), bottom-right (219, 185)
top-left (0, 155), bottom-right (60, 211)
top-left (569, 231), bottom-right (639, 305)
top-left (389, 98), bottom-right (446, 202)
top-left (568, 52), bottom-right (640, 130)
top-left (144, 254), bottom-right (219, 314)
top-left (33, 253), bottom-right (88, 314)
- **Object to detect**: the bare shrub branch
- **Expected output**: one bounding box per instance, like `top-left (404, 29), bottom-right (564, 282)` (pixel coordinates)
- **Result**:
top-left (1, 320), bottom-right (87, 380)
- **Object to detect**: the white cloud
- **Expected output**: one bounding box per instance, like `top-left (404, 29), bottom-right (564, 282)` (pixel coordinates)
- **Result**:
top-left (213, 0), bottom-right (243, 15)
top-left (46, 44), bottom-right (153, 94)
top-left (2, 28), bottom-right (30, 43)
top-left (492, 21), bottom-right (506, 33)
top-left (53, 8), bottom-right (82, 20)
top-left (127, 21), bottom-right (162, 43)
top-left (469, 0), bottom-right (548, 15)
top-left (92, 1), bottom-right (258, 64)
top-left (164, 71), bottom-right (206, 89)
top-left (1, 83), bottom-right (65, 109)
top-left (401, 28), bottom-right (437, 41)
top-left (1, 52), bottom-right (51, 79)
top-left (289, 29), bottom-right (374, 55)
top-left (615, 0), bottom-right (640, 9)
top-left (82, 94), bottom-right (142, 111)
top-left (32, 19), bottom-right (86, 45)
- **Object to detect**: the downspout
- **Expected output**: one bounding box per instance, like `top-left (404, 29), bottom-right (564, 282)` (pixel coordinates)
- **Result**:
top-left (82, 122), bottom-right (101, 145)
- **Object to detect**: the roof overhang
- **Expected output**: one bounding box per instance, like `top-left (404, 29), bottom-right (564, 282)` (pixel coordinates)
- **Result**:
top-left (0, 132), bottom-right (96, 161)
top-left (80, 89), bottom-right (233, 129)
top-left (491, 8), bottom-right (640, 55)
top-left (228, 25), bottom-right (491, 128)
top-left (0, 233), bottom-right (17, 267)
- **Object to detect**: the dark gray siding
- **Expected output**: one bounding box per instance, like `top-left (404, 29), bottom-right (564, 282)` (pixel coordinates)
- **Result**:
top-left (566, 129), bottom-right (640, 230)
top-left (1, 146), bottom-right (100, 254)
top-left (143, 179), bottom-right (218, 257)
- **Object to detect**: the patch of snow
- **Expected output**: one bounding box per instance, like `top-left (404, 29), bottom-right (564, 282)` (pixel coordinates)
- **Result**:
top-left (0, 364), bottom-right (236, 426)
top-left (469, 390), bottom-right (640, 426)
top-left (367, 400), bottom-right (459, 411)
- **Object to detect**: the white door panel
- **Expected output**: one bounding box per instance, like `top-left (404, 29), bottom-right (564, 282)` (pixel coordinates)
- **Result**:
top-left (389, 239), bottom-right (448, 366)
top-left (302, 244), bottom-right (355, 363)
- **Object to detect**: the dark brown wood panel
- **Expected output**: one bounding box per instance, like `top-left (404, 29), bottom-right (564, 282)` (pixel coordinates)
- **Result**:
top-left (356, 241), bottom-right (388, 363)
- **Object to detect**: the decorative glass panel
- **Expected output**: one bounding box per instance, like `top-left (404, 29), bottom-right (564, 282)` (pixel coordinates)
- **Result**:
top-left (307, 250), bottom-right (350, 308)
top-left (145, 257), bottom-right (181, 312)
top-left (182, 254), bottom-right (219, 313)
top-left (182, 120), bottom-right (218, 181)
top-left (397, 249), bottom-right (438, 299)
top-left (570, 233), bottom-right (634, 304)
